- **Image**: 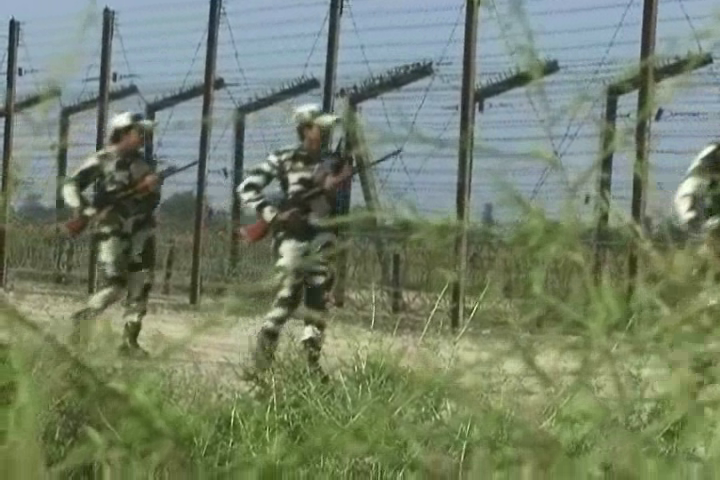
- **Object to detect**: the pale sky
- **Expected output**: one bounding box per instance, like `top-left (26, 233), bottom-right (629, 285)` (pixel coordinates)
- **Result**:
top-left (1, 0), bottom-right (719, 224)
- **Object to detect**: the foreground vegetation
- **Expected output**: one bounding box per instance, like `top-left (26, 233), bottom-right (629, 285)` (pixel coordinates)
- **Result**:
top-left (3, 208), bottom-right (720, 477)
top-left (0, 1), bottom-right (718, 476)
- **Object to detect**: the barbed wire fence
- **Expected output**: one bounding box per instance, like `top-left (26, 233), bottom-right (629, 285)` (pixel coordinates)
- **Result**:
top-left (0, 0), bottom-right (718, 323)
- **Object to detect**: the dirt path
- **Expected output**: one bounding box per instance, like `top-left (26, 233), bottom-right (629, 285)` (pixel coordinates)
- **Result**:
top-left (3, 283), bottom-right (674, 407)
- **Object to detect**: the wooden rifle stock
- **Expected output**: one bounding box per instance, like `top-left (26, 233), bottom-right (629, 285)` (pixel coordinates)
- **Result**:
top-left (238, 218), bottom-right (272, 244)
top-left (238, 184), bottom-right (328, 244)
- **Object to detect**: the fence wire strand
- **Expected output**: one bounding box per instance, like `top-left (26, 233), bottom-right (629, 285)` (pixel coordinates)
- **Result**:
top-left (0, 0), bottom-right (718, 300)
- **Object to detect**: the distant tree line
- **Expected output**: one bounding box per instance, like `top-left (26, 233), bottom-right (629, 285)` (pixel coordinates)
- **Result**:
top-left (12, 190), bottom-right (257, 229)
top-left (12, 192), bottom-right (691, 247)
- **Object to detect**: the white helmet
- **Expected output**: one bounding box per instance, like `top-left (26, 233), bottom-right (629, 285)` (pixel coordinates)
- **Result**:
top-left (292, 103), bottom-right (339, 129)
top-left (108, 111), bottom-right (156, 135)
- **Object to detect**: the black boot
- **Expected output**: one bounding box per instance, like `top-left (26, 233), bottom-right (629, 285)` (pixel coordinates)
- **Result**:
top-left (118, 321), bottom-right (149, 358)
top-left (301, 337), bottom-right (329, 383)
top-left (252, 327), bottom-right (279, 373)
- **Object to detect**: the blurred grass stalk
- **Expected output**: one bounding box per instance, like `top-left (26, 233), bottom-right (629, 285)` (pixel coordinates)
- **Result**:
top-left (4, 0), bottom-right (720, 476)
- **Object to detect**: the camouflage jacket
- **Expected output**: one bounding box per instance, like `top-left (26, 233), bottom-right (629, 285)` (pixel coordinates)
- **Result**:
top-left (674, 142), bottom-right (720, 230)
top-left (237, 144), bottom-right (341, 226)
top-left (62, 146), bottom-right (161, 232)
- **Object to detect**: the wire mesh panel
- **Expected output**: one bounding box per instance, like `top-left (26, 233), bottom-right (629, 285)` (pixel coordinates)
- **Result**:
top-left (0, 0), bottom-right (718, 306)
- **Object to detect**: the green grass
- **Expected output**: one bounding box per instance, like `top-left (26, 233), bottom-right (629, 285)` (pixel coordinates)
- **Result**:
top-left (4, 5), bottom-right (720, 471)
top-left (2, 177), bottom-right (720, 477)
top-left (4, 210), bottom-right (720, 477)
top-left (5, 316), bottom-right (720, 477)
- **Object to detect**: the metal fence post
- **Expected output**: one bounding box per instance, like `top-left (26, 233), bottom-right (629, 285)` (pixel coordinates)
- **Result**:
top-left (87, 7), bottom-right (115, 294)
top-left (189, 0), bottom-right (222, 305)
top-left (0, 18), bottom-right (19, 289)
top-left (450, 0), bottom-right (480, 330)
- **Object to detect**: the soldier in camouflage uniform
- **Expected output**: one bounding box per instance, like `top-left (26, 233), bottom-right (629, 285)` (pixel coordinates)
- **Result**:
top-left (673, 141), bottom-right (720, 388)
top-left (674, 142), bottom-right (720, 268)
top-left (237, 104), bottom-right (346, 380)
top-left (62, 112), bottom-right (161, 357)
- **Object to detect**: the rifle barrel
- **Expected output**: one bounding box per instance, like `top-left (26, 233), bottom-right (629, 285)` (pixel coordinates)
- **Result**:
top-left (160, 160), bottom-right (199, 178)
top-left (351, 148), bottom-right (403, 175)
top-left (269, 148), bottom-right (403, 210)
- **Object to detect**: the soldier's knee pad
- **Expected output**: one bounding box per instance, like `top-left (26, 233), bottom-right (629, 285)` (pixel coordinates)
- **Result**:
top-left (128, 262), bottom-right (143, 273)
top-left (304, 284), bottom-right (327, 311)
top-left (142, 239), bottom-right (157, 268)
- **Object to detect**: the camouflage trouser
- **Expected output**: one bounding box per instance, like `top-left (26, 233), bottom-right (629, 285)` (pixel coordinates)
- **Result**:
top-left (252, 225), bottom-right (336, 376)
top-left (71, 224), bottom-right (155, 350)
top-left (128, 234), bottom-right (156, 310)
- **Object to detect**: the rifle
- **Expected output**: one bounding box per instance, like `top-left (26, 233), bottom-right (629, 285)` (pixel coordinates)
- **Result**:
top-left (64, 160), bottom-right (199, 237)
top-left (238, 148), bottom-right (401, 244)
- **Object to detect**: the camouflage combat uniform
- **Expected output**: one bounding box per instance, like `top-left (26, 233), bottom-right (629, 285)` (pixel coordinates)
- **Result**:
top-left (673, 141), bottom-right (720, 387)
top-left (62, 144), bottom-right (160, 355)
top-left (237, 107), bottom-right (341, 379)
top-left (674, 142), bottom-right (720, 268)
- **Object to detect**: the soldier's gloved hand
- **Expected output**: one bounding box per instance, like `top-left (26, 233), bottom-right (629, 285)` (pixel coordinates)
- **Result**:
top-left (65, 207), bottom-right (97, 236)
